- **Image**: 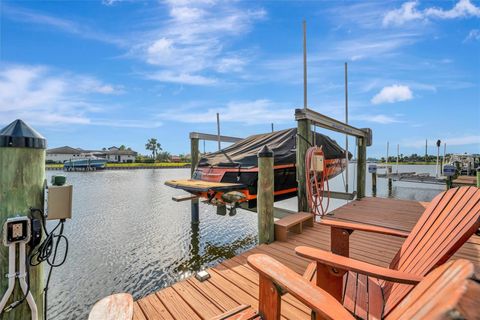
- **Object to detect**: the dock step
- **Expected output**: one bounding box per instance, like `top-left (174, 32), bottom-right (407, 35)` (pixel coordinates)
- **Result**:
top-left (274, 212), bottom-right (314, 242)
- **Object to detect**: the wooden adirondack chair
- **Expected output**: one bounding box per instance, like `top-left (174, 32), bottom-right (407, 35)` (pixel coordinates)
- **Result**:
top-left (229, 254), bottom-right (478, 320)
top-left (295, 186), bottom-right (480, 319)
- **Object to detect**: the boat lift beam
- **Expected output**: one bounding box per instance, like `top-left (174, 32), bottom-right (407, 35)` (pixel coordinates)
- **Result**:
top-left (295, 108), bottom-right (372, 144)
top-left (189, 132), bottom-right (243, 143)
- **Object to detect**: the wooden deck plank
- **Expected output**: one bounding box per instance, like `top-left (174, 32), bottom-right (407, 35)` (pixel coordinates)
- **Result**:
top-left (172, 281), bottom-right (223, 319)
top-left (133, 303), bottom-right (148, 320)
top-left (186, 277), bottom-right (239, 311)
top-left (156, 287), bottom-right (201, 320)
top-left (134, 197), bottom-right (480, 319)
top-left (136, 294), bottom-right (173, 320)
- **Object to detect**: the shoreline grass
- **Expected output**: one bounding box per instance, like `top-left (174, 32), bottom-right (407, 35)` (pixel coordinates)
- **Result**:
top-left (46, 162), bottom-right (190, 169)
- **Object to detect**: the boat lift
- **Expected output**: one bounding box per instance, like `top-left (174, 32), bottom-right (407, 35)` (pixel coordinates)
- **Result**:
top-left (295, 107), bottom-right (372, 210)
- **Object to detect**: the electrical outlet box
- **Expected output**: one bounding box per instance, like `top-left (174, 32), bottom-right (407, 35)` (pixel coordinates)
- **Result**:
top-left (47, 185), bottom-right (73, 220)
top-left (3, 216), bottom-right (31, 246)
top-left (311, 154), bottom-right (324, 172)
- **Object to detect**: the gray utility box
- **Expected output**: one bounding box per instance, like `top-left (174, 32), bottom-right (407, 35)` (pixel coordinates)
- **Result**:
top-left (47, 185), bottom-right (73, 220)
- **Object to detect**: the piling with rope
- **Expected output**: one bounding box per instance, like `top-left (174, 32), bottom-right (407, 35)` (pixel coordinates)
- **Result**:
top-left (257, 145), bottom-right (274, 244)
top-left (0, 119), bottom-right (45, 319)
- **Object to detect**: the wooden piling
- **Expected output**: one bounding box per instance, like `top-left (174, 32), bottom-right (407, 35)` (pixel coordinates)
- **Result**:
top-left (0, 120), bottom-right (45, 319)
top-left (372, 172), bottom-right (377, 196)
top-left (356, 137), bottom-right (366, 199)
top-left (296, 119), bottom-right (311, 211)
top-left (477, 168), bottom-right (480, 188)
top-left (387, 166), bottom-right (393, 196)
top-left (257, 145), bottom-right (274, 244)
top-left (190, 137), bottom-right (200, 224)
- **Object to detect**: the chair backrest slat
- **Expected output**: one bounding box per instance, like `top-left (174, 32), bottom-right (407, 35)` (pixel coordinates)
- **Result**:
top-left (383, 186), bottom-right (480, 315)
top-left (386, 259), bottom-right (477, 320)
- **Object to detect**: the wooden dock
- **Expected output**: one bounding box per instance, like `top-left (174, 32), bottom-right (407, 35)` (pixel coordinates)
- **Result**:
top-left (453, 175), bottom-right (478, 187)
top-left (133, 197), bottom-right (480, 320)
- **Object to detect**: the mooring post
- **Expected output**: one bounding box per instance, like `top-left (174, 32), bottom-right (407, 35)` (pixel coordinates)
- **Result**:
top-left (257, 145), bottom-right (274, 244)
top-left (356, 137), bottom-right (366, 199)
top-left (190, 137), bottom-right (200, 224)
top-left (372, 171), bottom-right (377, 196)
top-left (296, 119), bottom-right (311, 211)
top-left (387, 166), bottom-right (393, 197)
top-left (477, 168), bottom-right (480, 188)
top-left (0, 119), bottom-right (46, 319)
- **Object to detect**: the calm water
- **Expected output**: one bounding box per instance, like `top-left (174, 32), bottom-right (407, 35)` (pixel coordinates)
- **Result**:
top-left (46, 164), bottom-right (443, 319)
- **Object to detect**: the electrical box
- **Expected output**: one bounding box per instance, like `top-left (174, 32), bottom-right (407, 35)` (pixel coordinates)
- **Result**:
top-left (3, 216), bottom-right (31, 246)
top-left (47, 185), bottom-right (73, 220)
top-left (311, 153), bottom-right (324, 172)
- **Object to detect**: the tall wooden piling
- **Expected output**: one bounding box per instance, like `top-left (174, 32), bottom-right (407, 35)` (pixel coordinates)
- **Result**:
top-left (296, 120), bottom-right (311, 211)
top-left (257, 145), bottom-right (274, 244)
top-left (372, 171), bottom-right (377, 196)
top-left (190, 137), bottom-right (200, 224)
top-left (387, 166), bottom-right (393, 196)
top-left (477, 168), bottom-right (480, 188)
top-left (356, 137), bottom-right (366, 199)
top-left (0, 120), bottom-right (45, 319)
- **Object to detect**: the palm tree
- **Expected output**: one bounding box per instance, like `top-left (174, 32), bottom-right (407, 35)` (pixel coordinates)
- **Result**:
top-left (145, 138), bottom-right (162, 160)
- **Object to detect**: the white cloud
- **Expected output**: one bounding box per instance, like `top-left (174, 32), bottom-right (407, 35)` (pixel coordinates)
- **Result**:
top-left (425, 0), bottom-right (480, 19)
top-left (0, 64), bottom-right (158, 128)
top-left (371, 85), bottom-right (413, 104)
top-left (383, 1), bottom-right (424, 26)
top-left (157, 99), bottom-right (292, 125)
top-left (134, 1), bottom-right (266, 85)
top-left (146, 71), bottom-right (217, 86)
top-left (465, 29), bottom-right (480, 41)
top-left (2, 5), bottom-right (124, 46)
top-left (383, 0), bottom-right (480, 26)
top-left (352, 114), bottom-right (402, 124)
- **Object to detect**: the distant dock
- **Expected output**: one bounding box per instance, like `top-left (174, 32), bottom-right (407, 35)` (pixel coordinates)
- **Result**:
top-left (46, 163), bottom-right (191, 171)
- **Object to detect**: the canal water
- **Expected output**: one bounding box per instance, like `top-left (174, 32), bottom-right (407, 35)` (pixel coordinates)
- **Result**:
top-left (45, 164), bottom-right (443, 319)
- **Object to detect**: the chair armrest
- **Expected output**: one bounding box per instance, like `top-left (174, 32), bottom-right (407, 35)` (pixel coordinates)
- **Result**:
top-left (247, 254), bottom-right (355, 320)
top-left (295, 247), bottom-right (423, 285)
top-left (319, 219), bottom-right (410, 238)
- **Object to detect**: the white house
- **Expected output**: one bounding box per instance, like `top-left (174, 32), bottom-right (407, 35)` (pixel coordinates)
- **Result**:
top-left (46, 146), bottom-right (137, 163)
top-left (104, 146), bottom-right (137, 163)
top-left (46, 146), bottom-right (83, 163)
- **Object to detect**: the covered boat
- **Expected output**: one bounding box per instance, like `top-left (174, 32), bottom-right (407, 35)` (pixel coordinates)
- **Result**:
top-left (166, 128), bottom-right (350, 208)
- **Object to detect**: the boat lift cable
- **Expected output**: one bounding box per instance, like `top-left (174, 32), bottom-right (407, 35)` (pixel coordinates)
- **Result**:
top-left (296, 133), bottom-right (313, 147)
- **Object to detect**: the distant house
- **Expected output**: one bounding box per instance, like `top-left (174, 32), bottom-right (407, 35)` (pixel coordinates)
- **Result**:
top-left (170, 155), bottom-right (182, 163)
top-left (46, 145), bottom-right (137, 163)
top-left (104, 146), bottom-right (137, 163)
top-left (46, 146), bottom-right (83, 163)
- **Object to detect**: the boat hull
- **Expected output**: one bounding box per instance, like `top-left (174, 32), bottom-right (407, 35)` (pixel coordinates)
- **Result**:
top-left (63, 159), bottom-right (107, 170)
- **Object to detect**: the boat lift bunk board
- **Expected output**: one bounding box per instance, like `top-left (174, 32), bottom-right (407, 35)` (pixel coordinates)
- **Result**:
top-left (165, 128), bottom-right (351, 209)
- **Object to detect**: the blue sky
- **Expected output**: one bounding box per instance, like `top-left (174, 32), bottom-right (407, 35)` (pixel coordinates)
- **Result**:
top-left (0, 0), bottom-right (479, 157)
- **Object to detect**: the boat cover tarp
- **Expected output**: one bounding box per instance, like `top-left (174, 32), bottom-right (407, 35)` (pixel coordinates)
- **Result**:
top-left (198, 128), bottom-right (350, 168)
